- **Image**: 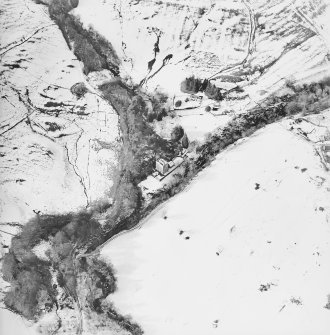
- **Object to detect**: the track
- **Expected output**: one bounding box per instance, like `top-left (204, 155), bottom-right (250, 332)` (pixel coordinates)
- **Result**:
top-left (209, 0), bottom-right (257, 80)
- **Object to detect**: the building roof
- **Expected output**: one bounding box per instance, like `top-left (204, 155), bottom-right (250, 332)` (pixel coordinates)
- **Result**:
top-left (157, 158), bottom-right (168, 166)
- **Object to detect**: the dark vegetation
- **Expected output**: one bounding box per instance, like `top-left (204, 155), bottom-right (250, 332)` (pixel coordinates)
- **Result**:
top-left (181, 76), bottom-right (223, 100)
top-left (146, 91), bottom-right (169, 122)
top-left (175, 100), bottom-right (182, 108)
top-left (181, 133), bottom-right (189, 149)
top-left (171, 125), bottom-right (184, 141)
top-left (145, 78), bottom-right (330, 208)
top-left (94, 80), bottom-right (179, 241)
top-left (170, 125), bottom-right (189, 147)
top-left (290, 297), bottom-right (303, 305)
top-left (49, 0), bottom-right (120, 75)
top-left (3, 78), bottom-right (177, 333)
top-left (45, 121), bottom-right (61, 131)
top-left (4, 1), bottom-right (330, 333)
top-left (324, 295), bottom-right (330, 310)
top-left (285, 78), bottom-right (330, 115)
top-left (70, 82), bottom-right (88, 98)
top-left (3, 211), bottom-right (142, 333)
top-left (259, 283), bottom-right (274, 292)
top-left (3, 213), bottom-right (73, 319)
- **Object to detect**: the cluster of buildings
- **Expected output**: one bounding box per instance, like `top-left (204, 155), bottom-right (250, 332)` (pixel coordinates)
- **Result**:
top-left (153, 150), bottom-right (188, 179)
top-left (155, 158), bottom-right (173, 175)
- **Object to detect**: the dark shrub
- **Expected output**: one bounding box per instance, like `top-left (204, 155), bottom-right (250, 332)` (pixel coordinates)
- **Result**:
top-left (181, 76), bottom-right (207, 94)
top-left (175, 100), bottom-right (182, 108)
top-left (156, 112), bottom-right (163, 121)
top-left (181, 76), bottom-right (222, 101)
top-left (70, 0), bottom-right (79, 8)
top-left (171, 125), bottom-right (184, 141)
top-left (71, 32), bottom-right (105, 74)
top-left (205, 82), bottom-right (222, 101)
top-left (3, 255), bottom-right (55, 320)
top-left (45, 121), bottom-right (61, 132)
top-left (49, 0), bottom-right (74, 16)
top-left (198, 7), bottom-right (207, 16)
top-left (205, 105), bottom-right (211, 112)
top-left (70, 82), bottom-right (88, 98)
top-left (147, 112), bottom-right (157, 122)
top-left (181, 133), bottom-right (189, 148)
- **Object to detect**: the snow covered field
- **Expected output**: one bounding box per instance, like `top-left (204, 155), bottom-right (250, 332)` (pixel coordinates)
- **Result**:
top-left (102, 115), bottom-right (330, 335)
top-left (74, 0), bottom-right (330, 97)
top-left (0, 0), bottom-right (119, 224)
top-left (1, 1), bottom-right (330, 334)
top-left (0, 308), bottom-right (38, 335)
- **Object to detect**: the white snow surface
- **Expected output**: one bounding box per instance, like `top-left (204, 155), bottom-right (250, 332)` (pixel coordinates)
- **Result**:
top-left (0, 0), bottom-right (119, 223)
top-left (1, 0), bottom-right (330, 334)
top-left (102, 116), bottom-right (330, 335)
top-left (74, 0), bottom-right (330, 96)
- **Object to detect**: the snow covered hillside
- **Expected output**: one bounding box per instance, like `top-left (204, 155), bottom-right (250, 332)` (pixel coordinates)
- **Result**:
top-left (74, 0), bottom-right (330, 96)
top-left (1, 0), bottom-right (329, 224)
top-left (0, 0), bottom-right (119, 225)
top-left (102, 110), bottom-right (330, 335)
top-left (1, 0), bottom-right (330, 334)
top-left (71, 0), bottom-right (330, 145)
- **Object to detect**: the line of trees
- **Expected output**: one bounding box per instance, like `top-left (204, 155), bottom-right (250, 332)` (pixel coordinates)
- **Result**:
top-left (180, 76), bottom-right (223, 101)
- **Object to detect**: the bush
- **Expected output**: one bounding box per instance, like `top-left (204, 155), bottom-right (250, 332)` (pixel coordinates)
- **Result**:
top-left (155, 107), bottom-right (167, 121)
top-left (45, 122), bottom-right (61, 132)
top-left (171, 125), bottom-right (184, 141)
top-left (70, 31), bottom-right (106, 74)
top-left (175, 100), bottom-right (182, 108)
top-left (180, 76), bottom-right (222, 101)
top-left (181, 76), bottom-right (207, 94)
top-left (205, 82), bottom-right (222, 101)
top-left (70, 82), bottom-right (88, 98)
top-left (198, 7), bottom-right (207, 16)
top-left (154, 91), bottom-right (168, 104)
top-left (205, 105), bottom-right (211, 112)
top-left (147, 112), bottom-right (157, 122)
top-left (49, 0), bottom-right (75, 16)
top-left (285, 101), bottom-right (303, 115)
top-left (181, 133), bottom-right (189, 148)
top-left (324, 295), bottom-right (330, 310)
top-left (70, 0), bottom-right (79, 7)
top-left (3, 255), bottom-right (55, 320)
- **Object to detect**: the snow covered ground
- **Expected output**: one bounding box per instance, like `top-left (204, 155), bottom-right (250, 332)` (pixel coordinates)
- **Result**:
top-left (0, 308), bottom-right (38, 335)
top-left (1, 1), bottom-right (330, 334)
top-left (0, 2), bottom-right (120, 330)
top-left (102, 112), bottom-right (330, 335)
top-left (74, 0), bottom-right (330, 97)
top-left (0, 0), bottom-right (119, 224)
top-left (73, 0), bottom-right (330, 147)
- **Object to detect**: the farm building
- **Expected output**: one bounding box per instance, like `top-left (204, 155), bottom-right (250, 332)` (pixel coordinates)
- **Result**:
top-left (156, 158), bottom-right (169, 175)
